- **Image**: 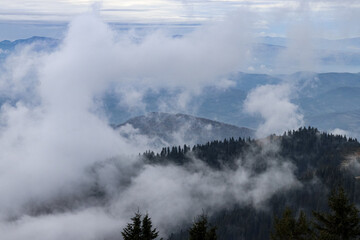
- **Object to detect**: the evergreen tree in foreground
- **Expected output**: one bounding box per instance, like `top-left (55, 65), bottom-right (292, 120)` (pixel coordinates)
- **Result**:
top-left (122, 212), bottom-right (159, 240)
top-left (313, 187), bottom-right (360, 240)
top-left (122, 212), bottom-right (142, 240)
top-left (189, 214), bottom-right (217, 240)
top-left (142, 214), bottom-right (159, 240)
top-left (271, 187), bottom-right (360, 240)
top-left (270, 207), bottom-right (313, 240)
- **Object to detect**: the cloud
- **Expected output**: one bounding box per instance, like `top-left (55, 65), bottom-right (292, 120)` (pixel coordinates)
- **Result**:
top-left (330, 128), bottom-right (350, 137)
top-left (0, 9), bottom-right (302, 239)
top-left (0, 208), bottom-right (123, 240)
top-left (0, 150), bottom-right (300, 239)
top-left (243, 83), bottom-right (304, 138)
top-left (0, 10), bottom-right (310, 239)
top-left (8, 0), bottom-right (360, 235)
top-left (111, 154), bottom-right (299, 235)
top-left (276, 24), bottom-right (318, 73)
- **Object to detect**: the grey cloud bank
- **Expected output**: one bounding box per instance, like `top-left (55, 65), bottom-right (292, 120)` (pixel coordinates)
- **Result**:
top-left (0, 10), bottom-right (302, 240)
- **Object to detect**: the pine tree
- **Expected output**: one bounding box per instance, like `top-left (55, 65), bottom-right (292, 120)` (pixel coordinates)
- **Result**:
top-left (270, 207), bottom-right (313, 240)
top-left (189, 214), bottom-right (217, 240)
top-left (122, 212), bottom-right (142, 240)
top-left (205, 226), bottom-right (217, 240)
top-left (313, 187), bottom-right (360, 240)
top-left (142, 214), bottom-right (159, 240)
top-left (122, 212), bottom-right (160, 240)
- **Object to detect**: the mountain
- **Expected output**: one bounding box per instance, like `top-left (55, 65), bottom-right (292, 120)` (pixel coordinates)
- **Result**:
top-left (1, 36), bottom-right (360, 138)
top-left (104, 72), bottom-right (360, 138)
top-left (258, 36), bottom-right (360, 50)
top-left (0, 36), bottom-right (59, 59)
top-left (306, 109), bottom-right (360, 131)
top-left (0, 36), bottom-right (59, 50)
top-left (254, 37), bottom-right (360, 72)
top-left (115, 112), bottom-right (255, 146)
top-left (143, 127), bottom-right (360, 240)
top-left (15, 127), bottom-right (360, 239)
top-left (298, 87), bottom-right (360, 115)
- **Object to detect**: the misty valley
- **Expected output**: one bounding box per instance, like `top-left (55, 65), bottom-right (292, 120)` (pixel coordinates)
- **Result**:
top-left (4, 125), bottom-right (360, 240)
top-left (1, 4), bottom-right (360, 240)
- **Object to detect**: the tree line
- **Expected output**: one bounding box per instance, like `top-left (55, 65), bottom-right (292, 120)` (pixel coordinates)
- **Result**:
top-left (271, 187), bottom-right (360, 240)
top-left (122, 186), bottom-right (360, 240)
top-left (136, 127), bottom-right (360, 239)
top-left (122, 212), bottom-right (217, 240)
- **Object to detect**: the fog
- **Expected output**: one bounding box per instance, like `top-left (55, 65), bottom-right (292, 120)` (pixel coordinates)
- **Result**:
top-left (0, 141), bottom-right (300, 239)
top-left (0, 1), bottom-right (356, 239)
top-left (244, 83), bottom-right (304, 138)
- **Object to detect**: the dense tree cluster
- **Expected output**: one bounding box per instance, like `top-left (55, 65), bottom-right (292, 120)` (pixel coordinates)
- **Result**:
top-left (144, 137), bottom-right (251, 168)
top-left (270, 208), bottom-right (312, 240)
top-left (122, 187), bottom-right (360, 240)
top-left (272, 187), bottom-right (360, 240)
top-left (141, 127), bottom-right (360, 240)
top-left (144, 127), bottom-right (359, 171)
top-left (189, 215), bottom-right (217, 240)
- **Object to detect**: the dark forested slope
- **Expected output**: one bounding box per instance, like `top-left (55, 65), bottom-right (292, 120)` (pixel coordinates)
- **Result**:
top-left (143, 127), bottom-right (360, 240)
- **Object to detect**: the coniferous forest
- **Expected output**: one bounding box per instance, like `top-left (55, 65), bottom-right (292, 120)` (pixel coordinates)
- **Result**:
top-left (141, 127), bottom-right (360, 240)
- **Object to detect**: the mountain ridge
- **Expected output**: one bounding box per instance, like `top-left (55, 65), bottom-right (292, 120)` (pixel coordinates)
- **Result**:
top-left (116, 112), bottom-right (255, 146)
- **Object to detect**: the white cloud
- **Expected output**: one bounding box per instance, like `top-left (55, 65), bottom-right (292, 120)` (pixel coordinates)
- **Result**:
top-left (330, 128), bottom-right (350, 137)
top-left (0, 10), bottom-right (306, 239)
top-left (2, 0), bottom-right (359, 237)
top-left (0, 208), bottom-right (123, 240)
top-left (112, 156), bottom-right (299, 234)
top-left (243, 83), bottom-right (304, 138)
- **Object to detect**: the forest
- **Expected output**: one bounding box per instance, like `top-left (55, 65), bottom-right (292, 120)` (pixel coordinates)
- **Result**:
top-left (141, 127), bottom-right (360, 240)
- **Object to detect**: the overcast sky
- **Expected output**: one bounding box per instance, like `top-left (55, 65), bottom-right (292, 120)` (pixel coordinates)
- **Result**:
top-left (1, 0), bottom-right (360, 40)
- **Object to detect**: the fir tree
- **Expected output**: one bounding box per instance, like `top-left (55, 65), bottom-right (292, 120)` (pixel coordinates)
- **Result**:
top-left (205, 226), bottom-right (217, 240)
top-left (313, 187), bottom-right (360, 240)
top-left (270, 207), bottom-right (313, 240)
top-left (142, 214), bottom-right (159, 240)
top-left (189, 214), bottom-right (217, 240)
top-left (122, 212), bottom-right (142, 240)
top-left (122, 212), bottom-right (159, 240)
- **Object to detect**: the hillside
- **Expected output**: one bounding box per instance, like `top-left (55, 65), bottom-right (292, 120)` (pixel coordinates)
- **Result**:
top-left (12, 127), bottom-right (360, 240)
top-left (115, 112), bottom-right (255, 147)
top-left (103, 72), bottom-right (360, 139)
top-left (142, 127), bottom-right (360, 240)
top-left (0, 36), bottom-right (59, 59)
top-left (2, 37), bottom-right (359, 138)
top-left (1, 37), bottom-right (359, 138)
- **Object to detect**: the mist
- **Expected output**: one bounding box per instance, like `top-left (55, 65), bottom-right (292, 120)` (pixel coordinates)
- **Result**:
top-left (0, 1), bottom-right (358, 238)
top-left (0, 8), bottom-right (304, 239)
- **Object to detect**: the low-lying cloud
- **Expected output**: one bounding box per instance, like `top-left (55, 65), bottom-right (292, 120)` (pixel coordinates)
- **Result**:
top-left (0, 9), bottom-right (305, 240)
top-left (243, 83), bottom-right (304, 138)
top-left (2, 0), bottom-right (355, 236)
top-left (0, 141), bottom-right (300, 239)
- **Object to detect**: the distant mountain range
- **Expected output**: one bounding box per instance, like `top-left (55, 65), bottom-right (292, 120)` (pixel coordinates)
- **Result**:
top-left (254, 37), bottom-right (360, 72)
top-left (115, 112), bottom-right (255, 147)
top-left (104, 72), bottom-right (360, 139)
top-left (1, 35), bottom-right (360, 70)
top-left (0, 36), bottom-right (58, 50)
top-left (0, 36), bottom-right (59, 59)
top-left (258, 36), bottom-right (360, 50)
top-left (145, 127), bottom-right (360, 240)
top-left (1, 36), bottom-right (360, 139)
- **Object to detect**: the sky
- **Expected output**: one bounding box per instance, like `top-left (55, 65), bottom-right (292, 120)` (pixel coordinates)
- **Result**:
top-left (1, 0), bottom-right (360, 40)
